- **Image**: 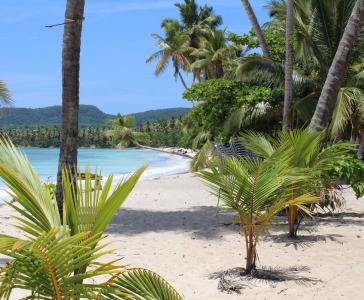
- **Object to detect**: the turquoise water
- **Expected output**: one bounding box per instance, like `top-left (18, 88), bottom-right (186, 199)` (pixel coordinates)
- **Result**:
top-left (0, 148), bottom-right (190, 203)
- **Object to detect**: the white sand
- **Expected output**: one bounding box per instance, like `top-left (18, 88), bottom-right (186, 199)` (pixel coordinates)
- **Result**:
top-left (1, 172), bottom-right (364, 299)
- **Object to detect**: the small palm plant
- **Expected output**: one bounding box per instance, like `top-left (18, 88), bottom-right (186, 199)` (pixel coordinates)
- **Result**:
top-left (197, 146), bottom-right (319, 274)
top-left (0, 137), bottom-right (181, 299)
top-left (239, 129), bottom-right (353, 238)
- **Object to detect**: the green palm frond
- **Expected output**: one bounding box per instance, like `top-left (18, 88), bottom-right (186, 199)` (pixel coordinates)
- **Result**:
top-left (131, 132), bottom-right (151, 145)
top-left (103, 269), bottom-right (183, 300)
top-left (294, 92), bottom-right (319, 122)
top-left (0, 136), bottom-right (61, 237)
top-left (116, 138), bottom-right (131, 149)
top-left (0, 228), bottom-right (122, 299)
top-left (329, 87), bottom-right (364, 139)
top-left (0, 80), bottom-right (13, 109)
top-left (63, 164), bottom-right (148, 238)
top-left (223, 102), bottom-right (273, 133)
top-left (238, 131), bottom-right (275, 158)
top-left (190, 140), bottom-right (215, 172)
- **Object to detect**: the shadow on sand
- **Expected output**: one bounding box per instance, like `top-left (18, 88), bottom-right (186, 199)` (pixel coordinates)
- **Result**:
top-left (209, 265), bottom-right (321, 294)
top-left (263, 233), bottom-right (344, 250)
top-left (106, 206), bottom-right (240, 239)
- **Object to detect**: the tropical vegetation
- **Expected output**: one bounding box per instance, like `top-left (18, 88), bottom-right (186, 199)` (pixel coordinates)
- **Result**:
top-left (104, 113), bottom-right (150, 149)
top-left (0, 137), bottom-right (182, 299)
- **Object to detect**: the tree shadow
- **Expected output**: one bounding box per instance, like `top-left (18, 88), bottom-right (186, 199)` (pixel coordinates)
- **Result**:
top-left (209, 265), bottom-right (320, 293)
top-left (106, 206), bottom-right (240, 239)
top-left (264, 233), bottom-right (344, 250)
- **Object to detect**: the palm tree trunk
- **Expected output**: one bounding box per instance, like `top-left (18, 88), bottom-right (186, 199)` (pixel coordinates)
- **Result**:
top-left (303, 8), bottom-right (318, 76)
top-left (56, 0), bottom-right (85, 215)
top-left (287, 205), bottom-right (297, 238)
top-left (282, 0), bottom-right (294, 132)
top-left (215, 60), bottom-right (224, 79)
top-left (178, 70), bottom-right (188, 90)
top-left (245, 230), bottom-right (255, 274)
top-left (241, 0), bottom-right (272, 60)
top-left (357, 130), bottom-right (364, 158)
top-left (310, 0), bottom-right (364, 133)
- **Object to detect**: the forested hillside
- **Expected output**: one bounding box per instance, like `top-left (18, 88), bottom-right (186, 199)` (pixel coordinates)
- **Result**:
top-left (0, 105), bottom-right (191, 128)
top-left (131, 107), bottom-right (191, 125)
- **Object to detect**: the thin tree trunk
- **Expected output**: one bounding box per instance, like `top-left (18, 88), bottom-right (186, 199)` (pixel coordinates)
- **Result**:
top-left (178, 71), bottom-right (188, 90)
top-left (357, 130), bottom-right (364, 158)
top-left (287, 205), bottom-right (297, 238)
top-left (56, 0), bottom-right (85, 215)
top-left (245, 231), bottom-right (255, 274)
top-left (303, 8), bottom-right (318, 76)
top-left (282, 0), bottom-right (294, 132)
top-left (310, 0), bottom-right (364, 133)
top-left (215, 60), bottom-right (224, 79)
top-left (241, 0), bottom-right (272, 60)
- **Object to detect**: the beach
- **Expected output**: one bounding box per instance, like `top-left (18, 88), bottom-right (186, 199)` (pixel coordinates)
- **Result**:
top-left (1, 171), bottom-right (364, 299)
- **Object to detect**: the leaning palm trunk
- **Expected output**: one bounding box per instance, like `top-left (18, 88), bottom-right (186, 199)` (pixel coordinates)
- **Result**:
top-left (310, 0), bottom-right (364, 133)
top-left (283, 0), bottom-right (294, 132)
top-left (56, 0), bottom-right (85, 214)
top-left (241, 0), bottom-right (272, 60)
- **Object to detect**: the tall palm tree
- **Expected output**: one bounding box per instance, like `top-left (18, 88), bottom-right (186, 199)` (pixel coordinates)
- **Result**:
top-left (56, 0), bottom-right (85, 214)
top-left (170, 0), bottom-right (223, 83)
top-left (236, 0), bottom-right (364, 137)
top-left (241, 0), bottom-right (272, 60)
top-left (310, 0), bottom-right (364, 132)
top-left (146, 20), bottom-right (191, 90)
top-left (105, 113), bottom-right (150, 149)
top-left (174, 0), bottom-right (222, 35)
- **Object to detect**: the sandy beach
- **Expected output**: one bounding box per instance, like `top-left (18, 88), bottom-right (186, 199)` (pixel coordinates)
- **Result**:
top-left (1, 171), bottom-right (364, 299)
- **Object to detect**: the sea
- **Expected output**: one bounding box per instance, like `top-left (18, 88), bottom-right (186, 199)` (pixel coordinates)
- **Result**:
top-left (0, 148), bottom-right (190, 204)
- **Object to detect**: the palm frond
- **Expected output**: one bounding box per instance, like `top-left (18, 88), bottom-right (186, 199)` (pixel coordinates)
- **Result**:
top-left (0, 136), bottom-right (61, 237)
top-left (104, 269), bottom-right (183, 300)
top-left (0, 80), bottom-right (13, 108)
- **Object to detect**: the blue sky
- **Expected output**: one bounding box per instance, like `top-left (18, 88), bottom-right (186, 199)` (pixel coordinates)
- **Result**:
top-left (0, 1), bottom-right (270, 115)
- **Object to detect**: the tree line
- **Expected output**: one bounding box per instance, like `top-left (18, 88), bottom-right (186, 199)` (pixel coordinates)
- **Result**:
top-left (0, 115), bottom-right (192, 149)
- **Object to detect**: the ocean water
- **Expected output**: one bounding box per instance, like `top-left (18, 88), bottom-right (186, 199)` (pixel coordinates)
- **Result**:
top-left (0, 148), bottom-right (190, 204)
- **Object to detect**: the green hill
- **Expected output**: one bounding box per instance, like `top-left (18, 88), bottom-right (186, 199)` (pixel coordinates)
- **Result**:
top-left (131, 107), bottom-right (191, 125)
top-left (0, 105), bottom-right (191, 128)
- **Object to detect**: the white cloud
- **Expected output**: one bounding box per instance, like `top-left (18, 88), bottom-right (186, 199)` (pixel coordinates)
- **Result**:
top-left (87, 1), bottom-right (176, 14)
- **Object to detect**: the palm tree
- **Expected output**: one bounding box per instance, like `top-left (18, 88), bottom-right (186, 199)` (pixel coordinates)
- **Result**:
top-left (169, 0), bottom-right (223, 83)
top-left (239, 129), bottom-right (353, 237)
top-left (0, 137), bottom-right (182, 299)
top-left (56, 0), bottom-right (85, 215)
top-left (235, 0), bottom-right (364, 137)
top-left (310, 0), bottom-right (364, 132)
top-left (175, 0), bottom-right (222, 32)
top-left (189, 28), bottom-right (238, 79)
top-left (197, 148), bottom-right (318, 273)
top-left (240, 0), bottom-right (272, 60)
top-left (146, 20), bottom-right (191, 89)
top-left (105, 113), bottom-right (150, 149)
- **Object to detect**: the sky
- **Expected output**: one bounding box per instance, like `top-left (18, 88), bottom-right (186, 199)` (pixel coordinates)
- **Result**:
top-left (0, 1), bottom-right (270, 115)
